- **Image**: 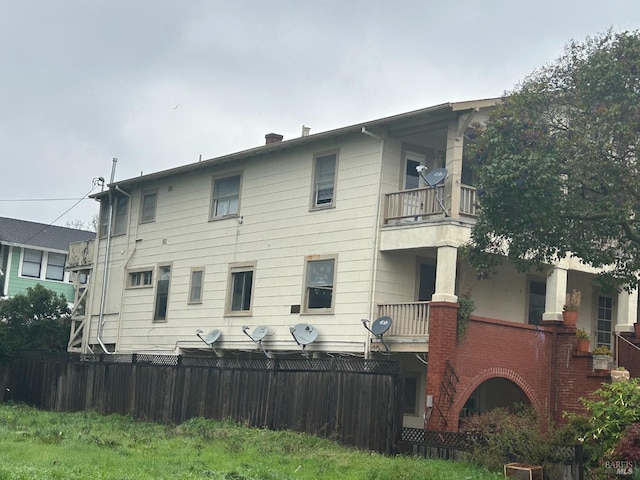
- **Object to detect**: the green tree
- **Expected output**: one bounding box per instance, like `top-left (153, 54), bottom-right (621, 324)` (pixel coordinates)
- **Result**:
top-left (564, 379), bottom-right (640, 477)
top-left (465, 30), bottom-right (640, 289)
top-left (0, 284), bottom-right (71, 359)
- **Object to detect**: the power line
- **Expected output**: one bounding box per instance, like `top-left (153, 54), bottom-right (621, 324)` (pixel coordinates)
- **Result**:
top-left (0, 198), bottom-right (94, 202)
top-left (14, 179), bottom-right (104, 247)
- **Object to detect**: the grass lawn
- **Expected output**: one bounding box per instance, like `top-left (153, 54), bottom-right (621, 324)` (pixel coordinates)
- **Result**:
top-left (0, 403), bottom-right (502, 479)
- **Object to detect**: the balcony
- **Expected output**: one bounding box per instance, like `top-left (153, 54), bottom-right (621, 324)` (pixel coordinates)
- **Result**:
top-left (375, 302), bottom-right (430, 352)
top-left (383, 184), bottom-right (477, 224)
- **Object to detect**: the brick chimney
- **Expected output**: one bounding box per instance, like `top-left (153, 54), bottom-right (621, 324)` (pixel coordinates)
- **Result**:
top-left (265, 133), bottom-right (284, 145)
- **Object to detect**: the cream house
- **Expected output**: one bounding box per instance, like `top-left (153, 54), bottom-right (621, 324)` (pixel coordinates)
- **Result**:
top-left (70, 98), bottom-right (639, 430)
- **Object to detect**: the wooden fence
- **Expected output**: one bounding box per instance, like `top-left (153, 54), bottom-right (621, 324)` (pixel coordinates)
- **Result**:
top-left (0, 353), bottom-right (403, 454)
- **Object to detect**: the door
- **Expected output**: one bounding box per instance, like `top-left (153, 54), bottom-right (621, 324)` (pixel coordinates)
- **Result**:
top-left (419, 263), bottom-right (436, 301)
top-left (402, 151), bottom-right (426, 221)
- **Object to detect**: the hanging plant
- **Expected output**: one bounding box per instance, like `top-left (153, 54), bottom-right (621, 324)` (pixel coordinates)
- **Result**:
top-left (457, 291), bottom-right (476, 343)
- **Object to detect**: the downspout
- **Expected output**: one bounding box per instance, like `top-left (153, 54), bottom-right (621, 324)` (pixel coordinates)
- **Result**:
top-left (362, 127), bottom-right (385, 359)
top-left (97, 158), bottom-right (118, 353)
top-left (113, 184), bottom-right (132, 353)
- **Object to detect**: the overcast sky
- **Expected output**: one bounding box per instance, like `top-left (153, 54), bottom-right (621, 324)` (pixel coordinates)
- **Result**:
top-left (1, 1), bottom-right (639, 229)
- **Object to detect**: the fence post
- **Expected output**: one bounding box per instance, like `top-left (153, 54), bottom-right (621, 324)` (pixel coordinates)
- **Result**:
top-left (575, 443), bottom-right (584, 480)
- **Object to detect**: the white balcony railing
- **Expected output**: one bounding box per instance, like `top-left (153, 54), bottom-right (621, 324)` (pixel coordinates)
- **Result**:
top-left (377, 302), bottom-right (430, 337)
top-left (384, 186), bottom-right (446, 224)
top-left (383, 184), bottom-right (478, 223)
top-left (460, 184), bottom-right (478, 216)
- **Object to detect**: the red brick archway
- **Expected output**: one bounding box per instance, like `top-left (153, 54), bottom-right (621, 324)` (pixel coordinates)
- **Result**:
top-left (449, 367), bottom-right (543, 430)
top-left (426, 302), bottom-right (608, 431)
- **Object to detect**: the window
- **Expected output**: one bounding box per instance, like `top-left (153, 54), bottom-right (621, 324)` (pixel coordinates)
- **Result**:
top-left (189, 268), bottom-right (204, 304)
top-left (311, 152), bottom-right (337, 208)
top-left (528, 279), bottom-right (546, 325)
top-left (212, 174), bottom-right (241, 218)
top-left (303, 256), bottom-right (336, 312)
top-left (99, 195), bottom-right (129, 236)
top-left (46, 252), bottom-right (66, 281)
top-left (22, 249), bottom-right (43, 278)
top-left (226, 263), bottom-right (255, 314)
top-left (153, 265), bottom-right (171, 321)
top-left (140, 191), bottom-right (157, 223)
top-left (114, 196), bottom-right (129, 235)
top-left (128, 269), bottom-right (153, 288)
top-left (596, 295), bottom-right (613, 349)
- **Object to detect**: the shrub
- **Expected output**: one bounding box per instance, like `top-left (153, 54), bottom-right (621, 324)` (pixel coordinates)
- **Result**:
top-left (613, 422), bottom-right (640, 463)
top-left (462, 405), bottom-right (560, 472)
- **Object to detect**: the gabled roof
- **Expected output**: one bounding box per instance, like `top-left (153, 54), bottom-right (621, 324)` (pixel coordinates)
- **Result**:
top-left (0, 217), bottom-right (95, 252)
top-left (91, 97), bottom-right (500, 198)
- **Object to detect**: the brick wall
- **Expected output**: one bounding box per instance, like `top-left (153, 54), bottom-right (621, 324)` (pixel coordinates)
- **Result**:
top-left (426, 303), bottom-right (611, 431)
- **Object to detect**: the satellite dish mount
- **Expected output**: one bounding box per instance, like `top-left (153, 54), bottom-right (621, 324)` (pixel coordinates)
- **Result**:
top-left (242, 325), bottom-right (272, 359)
top-left (289, 323), bottom-right (318, 357)
top-left (362, 316), bottom-right (393, 352)
top-left (416, 166), bottom-right (449, 217)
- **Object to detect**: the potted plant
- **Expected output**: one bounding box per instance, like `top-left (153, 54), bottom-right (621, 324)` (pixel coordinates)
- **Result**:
top-left (592, 345), bottom-right (612, 370)
top-left (562, 289), bottom-right (581, 327)
top-left (575, 329), bottom-right (590, 353)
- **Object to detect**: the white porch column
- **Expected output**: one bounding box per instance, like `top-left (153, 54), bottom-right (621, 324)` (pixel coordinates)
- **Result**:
top-left (444, 121), bottom-right (463, 218)
top-left (432, 244), bottom-right (458, 303)
top-left (614, 288), bottom-right (638, 333)
top-left (542, 266), bottom-right (567, 322)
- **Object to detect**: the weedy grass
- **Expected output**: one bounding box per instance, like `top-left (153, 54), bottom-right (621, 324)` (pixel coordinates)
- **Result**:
top-left (0, 404), bottom-right (502, 479)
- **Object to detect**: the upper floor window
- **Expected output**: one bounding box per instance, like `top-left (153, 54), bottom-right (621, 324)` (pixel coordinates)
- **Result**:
top-left (311, 152), bottom-right (337, 209)
top-left (211, 174), bottom-right (241, 219)
top-left (100, 195), bottom-right (129, 236)
top-left (226, 262), bottom-right (255, 315)
top-left (22, 249), bottom-right (43, 278)
top-left (303, 256), bottom-right (336, 313)
top-left (45, 252), bottom-right (66, 281)
top-left (140, 191), bottom-right (157, 224)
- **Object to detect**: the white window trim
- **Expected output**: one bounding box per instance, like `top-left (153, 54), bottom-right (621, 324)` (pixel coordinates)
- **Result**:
top-left (225, 261), bottom-right (256, 316)
top-left (310, 150), bottom-right (338, 210)
top-left (302, 254), bottom-right (337, 314)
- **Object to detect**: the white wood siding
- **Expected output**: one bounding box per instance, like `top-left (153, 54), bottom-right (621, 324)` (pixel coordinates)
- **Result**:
top-left (87, 135), bottom-right (384, 354)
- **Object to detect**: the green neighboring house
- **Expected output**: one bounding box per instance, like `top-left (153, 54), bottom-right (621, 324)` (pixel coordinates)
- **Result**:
top-left (0, 217), bottom-right (95, 302)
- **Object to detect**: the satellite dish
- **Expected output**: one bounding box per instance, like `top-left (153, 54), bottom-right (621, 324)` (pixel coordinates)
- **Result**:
top-left (252, 325), bottom-right (269, 342)
top-left (290, 323), bottom-right (318, 345)
top-left (195, 328), bottom-right (224, 356)
top-left (424, 168), bottom-right (447, 187)
top-left (204, 329), bottom-right (222, 345)
top-left (361, 317), bottom-right (393, 352)
top-left (417, 167), bottom-right (449, 216)
top-left (290, 323), bottom-right (318, 356)
top-left (241, 325), bottom-right (272, 358)
top-left (371, 316), bottom-right (392, 336)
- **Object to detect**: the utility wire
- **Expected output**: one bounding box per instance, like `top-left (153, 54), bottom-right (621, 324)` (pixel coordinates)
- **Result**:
top-left (0, 198), bottom-right (92, 202)
top-left (15, 178), bottom-right (104, 247)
